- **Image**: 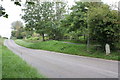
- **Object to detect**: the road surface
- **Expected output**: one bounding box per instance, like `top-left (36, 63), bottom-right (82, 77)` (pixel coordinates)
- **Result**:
top-left (4, 40), bottom-right (119, 78)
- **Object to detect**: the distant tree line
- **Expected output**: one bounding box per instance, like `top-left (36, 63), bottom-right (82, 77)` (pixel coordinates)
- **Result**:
top-left (0, 35), bottom-right (8, 39)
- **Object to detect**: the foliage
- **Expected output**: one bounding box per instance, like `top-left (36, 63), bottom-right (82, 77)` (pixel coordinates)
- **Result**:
top-left (60, 2), bottom-right (91, 40)
top-left (6, 0), bottom-right (119, 52)
top-left (11, 21), bottom-right (26, 39)
top-left (0, 5), bottom-right (8, 18)
top-left (0, 1), bottom-right (35, 18)
top-left (88, 4), bottom-right (120, 49)
top-left (14, 2), bottom-right (21, 6)
top-left (28, 37), bottom-right (40, 40)
top-left (22, 1), bottom-right (67, 41)
top-left (61, 1), bottom-right (119, 50)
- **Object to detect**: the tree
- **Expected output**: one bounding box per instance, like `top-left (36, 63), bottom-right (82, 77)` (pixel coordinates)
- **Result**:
top-left (88, 4), bottom-right (120, 49)
top-left (47, 2), bottom-right (67, 40)
top-left (11, 21), bottom-right (24, 30)
top-left (22, 2), bottom-right (54, 41)
top-left (60, 2), bottom-right (91, 41)
top-left (11, 21), bottom-right (26, 39)
top-left (60, 1), bottom-right (119, 51)
top-left (22, 1), bottom-right (67, 41)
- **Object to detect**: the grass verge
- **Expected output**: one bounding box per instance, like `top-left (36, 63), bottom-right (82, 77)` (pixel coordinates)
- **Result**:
top-left (15, 39), bottom-right (119, 61)
top-left (0, 38), bottom-right (3, 79)
top-left (1, 39), bottom-right (44, 78)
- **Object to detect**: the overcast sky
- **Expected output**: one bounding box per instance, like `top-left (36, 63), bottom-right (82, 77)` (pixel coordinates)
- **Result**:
top-left (0, 0), bottom-right (119, 38)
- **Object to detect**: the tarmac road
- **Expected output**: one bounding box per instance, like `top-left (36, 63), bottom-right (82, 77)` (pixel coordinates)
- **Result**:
top-left (4, 40), bottom-right (119, 78)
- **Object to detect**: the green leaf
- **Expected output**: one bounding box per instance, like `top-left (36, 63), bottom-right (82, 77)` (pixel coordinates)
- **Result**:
top-left (2, 12), bottom-right (6, 15)
top-left (14, 2), bottom-right (21, 6)
top-left (27, 2), bottom-right (35, 5)
top-left (3, 14), bottom-right (8, 18)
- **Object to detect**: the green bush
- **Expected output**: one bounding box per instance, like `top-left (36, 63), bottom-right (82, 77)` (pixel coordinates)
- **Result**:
top-left (28, 37), bottom-right (40, 40)
top-left (26, 35), bottom-right (32, 39)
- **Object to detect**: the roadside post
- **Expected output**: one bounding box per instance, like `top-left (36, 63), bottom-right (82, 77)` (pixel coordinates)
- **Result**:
top-left (105, 44), bottom-right (110, 55)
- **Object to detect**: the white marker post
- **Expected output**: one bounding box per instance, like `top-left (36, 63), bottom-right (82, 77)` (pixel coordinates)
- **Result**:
top-left (105, 44), bottom-right (110, 55)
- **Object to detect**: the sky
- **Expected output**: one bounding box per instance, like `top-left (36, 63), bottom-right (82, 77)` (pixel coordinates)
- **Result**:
top-left (0, 0), bottom-right (119, 38)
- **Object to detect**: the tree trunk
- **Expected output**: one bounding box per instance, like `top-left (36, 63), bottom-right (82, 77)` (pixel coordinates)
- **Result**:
top-left (84, 34), bottom-right (86, 40)
top-left (42, 33), bottom-right (45, 41)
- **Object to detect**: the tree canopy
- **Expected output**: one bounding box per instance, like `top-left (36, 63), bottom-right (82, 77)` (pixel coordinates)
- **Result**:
top-left (22, 1), bottom-right (67, 41)
top-left (8, 1), bottom-right (120, 51)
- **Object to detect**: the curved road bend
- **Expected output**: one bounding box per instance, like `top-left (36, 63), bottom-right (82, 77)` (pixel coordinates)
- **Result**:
top-left (4, 40), bottom-right (118, 78)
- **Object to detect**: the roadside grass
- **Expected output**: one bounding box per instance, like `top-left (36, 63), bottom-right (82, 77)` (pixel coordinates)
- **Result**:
top-left (15, 39), bottom-right (119, 61)
top-left (61, 40), bottom-right (81, 44)
top-left (61, 39), bottom-right (85, 44)
top-left (1, 39), bottom-right (44, 78)
top-left (0, 38), bottom-right (3, 79)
